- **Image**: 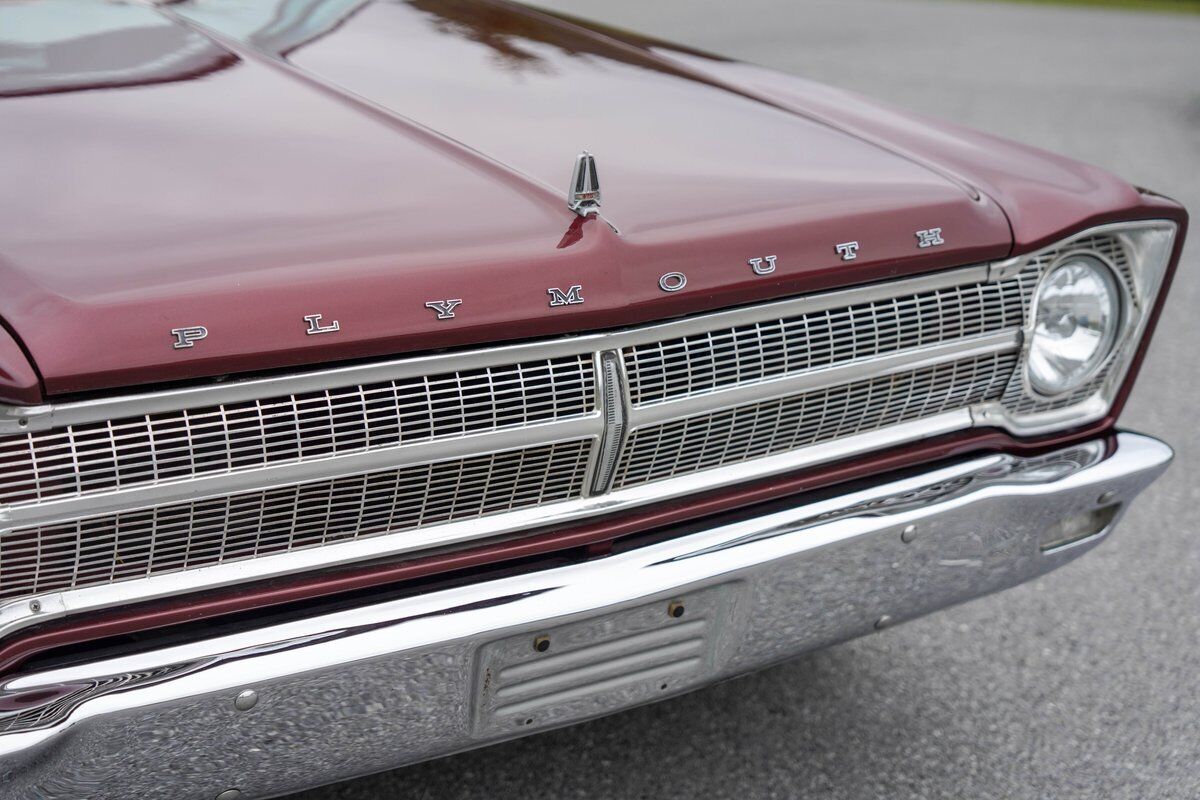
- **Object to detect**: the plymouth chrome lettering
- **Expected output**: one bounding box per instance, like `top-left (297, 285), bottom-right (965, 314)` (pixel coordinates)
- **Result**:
top-left (748, 255), bottom-right (777, 275)
top-left (916, 228), bottom-right (945, 248)
top-left (170, 326), bottom-right (208, 349)
top-left (658, 272), bottom-right (687, 292)
top-left (547, 285), bottom-right (585, 307)
top-left (425, 299), bottom-right (463, 320)
top-left (303, 314), bottom-right (341, 335)
top-left (835, 241), bottom-right (860, 261)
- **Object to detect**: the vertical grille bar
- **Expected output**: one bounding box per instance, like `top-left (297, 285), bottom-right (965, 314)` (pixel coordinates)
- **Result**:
top-left (591, 351), bottom-right (629, 495)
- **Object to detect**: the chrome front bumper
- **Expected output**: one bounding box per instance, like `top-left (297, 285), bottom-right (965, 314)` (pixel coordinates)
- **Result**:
top-left (0, 432), bottom-right (1172, 800)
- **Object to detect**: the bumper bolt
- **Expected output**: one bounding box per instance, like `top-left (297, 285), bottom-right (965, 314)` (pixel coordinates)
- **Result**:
top-left (1097, 490), bottom-right (1118, 505)
top-left (667, 600), bottom-right (685, 619)
top-left (533, 635), bottom-right (551, 653)
top-left (874, 615), bottom-right (894, 630)
top-left (233, 690), bottom-right (258, 712)
top-left (900, 525), bottom-right (917, 543)
top-left (28, 600), bottom-right (41, 614)
top-left (216, 791), bottom-right (242, 800)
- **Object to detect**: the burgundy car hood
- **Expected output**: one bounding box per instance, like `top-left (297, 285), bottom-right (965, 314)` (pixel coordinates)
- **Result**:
top-left (0, 0), bottom-right (1021, 397)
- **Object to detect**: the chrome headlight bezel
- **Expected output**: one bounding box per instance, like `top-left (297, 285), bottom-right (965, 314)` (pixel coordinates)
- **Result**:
top-left (974, 220), bottom-right (1177, 437)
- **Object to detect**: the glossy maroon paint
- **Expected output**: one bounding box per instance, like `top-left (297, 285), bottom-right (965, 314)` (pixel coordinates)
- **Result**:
top-left (534, 9), bottom-right (1161, 253)
top-left (624, 67), bottom-right (1131, 249)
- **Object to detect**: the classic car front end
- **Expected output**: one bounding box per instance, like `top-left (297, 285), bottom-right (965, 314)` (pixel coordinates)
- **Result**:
top-left (0, 1), bottom-right (1187, 797)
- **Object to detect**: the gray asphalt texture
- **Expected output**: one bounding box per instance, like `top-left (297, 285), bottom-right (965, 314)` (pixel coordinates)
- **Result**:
top-left (292, 2), bottom-right (1200, 798)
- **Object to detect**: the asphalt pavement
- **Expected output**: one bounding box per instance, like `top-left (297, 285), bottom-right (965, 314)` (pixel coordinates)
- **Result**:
top-left (292, 2), bottom-right (1200, 797)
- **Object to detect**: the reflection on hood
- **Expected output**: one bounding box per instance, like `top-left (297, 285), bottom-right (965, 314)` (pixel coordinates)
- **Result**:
top-left (0, 2), bottom-right (233, 97)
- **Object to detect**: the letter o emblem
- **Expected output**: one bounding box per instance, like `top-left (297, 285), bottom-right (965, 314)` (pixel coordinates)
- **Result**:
top-left (658, 272), bottom-right (687, 293)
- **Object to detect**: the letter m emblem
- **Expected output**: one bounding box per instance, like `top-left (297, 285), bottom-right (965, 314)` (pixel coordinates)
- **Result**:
top-left (547, 285), bottom-right (584, 307)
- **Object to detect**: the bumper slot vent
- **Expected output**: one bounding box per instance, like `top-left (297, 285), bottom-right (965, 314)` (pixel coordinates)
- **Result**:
top-left (474, 584), bottom-right (744, 735)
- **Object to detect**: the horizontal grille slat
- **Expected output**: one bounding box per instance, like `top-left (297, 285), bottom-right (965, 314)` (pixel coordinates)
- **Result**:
top-left (0, 440), bottom-right (593, 601)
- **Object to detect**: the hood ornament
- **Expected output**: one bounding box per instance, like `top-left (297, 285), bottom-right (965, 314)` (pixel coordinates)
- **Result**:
top-left (567, 151), bottom-right (601, 217)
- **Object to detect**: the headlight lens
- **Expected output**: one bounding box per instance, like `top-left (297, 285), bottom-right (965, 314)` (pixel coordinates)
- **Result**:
top-left (1027, 255), bottom-right (1122, 396)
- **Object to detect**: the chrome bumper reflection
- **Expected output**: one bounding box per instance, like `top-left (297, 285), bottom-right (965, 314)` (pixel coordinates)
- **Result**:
top-left (0, 432), bottom-right (1172, 800)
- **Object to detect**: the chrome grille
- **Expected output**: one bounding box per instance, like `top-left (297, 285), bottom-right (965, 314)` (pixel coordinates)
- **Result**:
top-left (613, 352), bottom-right (1017, 489)
top-left (625, 276), bottom-right (1030, 405)
top-left (0, 234), bottom-right (1138, 632)
top-left (0, 355), bottom-right (595, 505)
top-left (1, 440), bottom-right (592, 601)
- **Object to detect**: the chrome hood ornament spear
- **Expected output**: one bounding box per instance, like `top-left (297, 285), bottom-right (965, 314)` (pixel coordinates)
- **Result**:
top-left (567, 151), bottom-right (601, 217)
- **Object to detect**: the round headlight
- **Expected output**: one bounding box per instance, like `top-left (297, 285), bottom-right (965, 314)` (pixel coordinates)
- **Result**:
top-left (1027, 255), bottom-right (1122, 396)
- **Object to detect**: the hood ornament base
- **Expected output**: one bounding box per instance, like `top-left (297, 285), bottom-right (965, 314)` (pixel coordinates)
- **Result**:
top-left (567, 151), bottom-right (601, 217)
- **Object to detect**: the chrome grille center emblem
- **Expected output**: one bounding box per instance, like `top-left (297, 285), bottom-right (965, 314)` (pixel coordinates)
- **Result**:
top-left (567, 151), bottom-right (601, 217)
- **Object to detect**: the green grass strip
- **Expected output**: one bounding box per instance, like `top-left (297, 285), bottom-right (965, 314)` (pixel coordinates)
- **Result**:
top-left (971, 0), bottom-right (1200, 13)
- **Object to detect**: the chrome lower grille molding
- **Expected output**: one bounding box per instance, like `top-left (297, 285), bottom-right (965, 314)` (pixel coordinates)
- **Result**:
top-left (0, 230), bottom-right (1139, 638)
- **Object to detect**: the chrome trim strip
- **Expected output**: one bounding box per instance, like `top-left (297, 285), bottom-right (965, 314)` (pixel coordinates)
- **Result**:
top-left (590, 351), bottom-right (628, 495)
top-left (0, 265), bottom-right (990, 435)
top-left (0, 433), bottom-right (1173, 799)
top-left (0, 404), bottom-right (50, 433)
top-left (578, 351), bottom-right (608, 499)
top-left (0, 416), bottom-right (605, 528)
top-left (987, 255), bottom-right (1026, 282)
top-left (628, 330), bottom-right (1020, 425)
top-left (0, 411), bottom-right (970, 642)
